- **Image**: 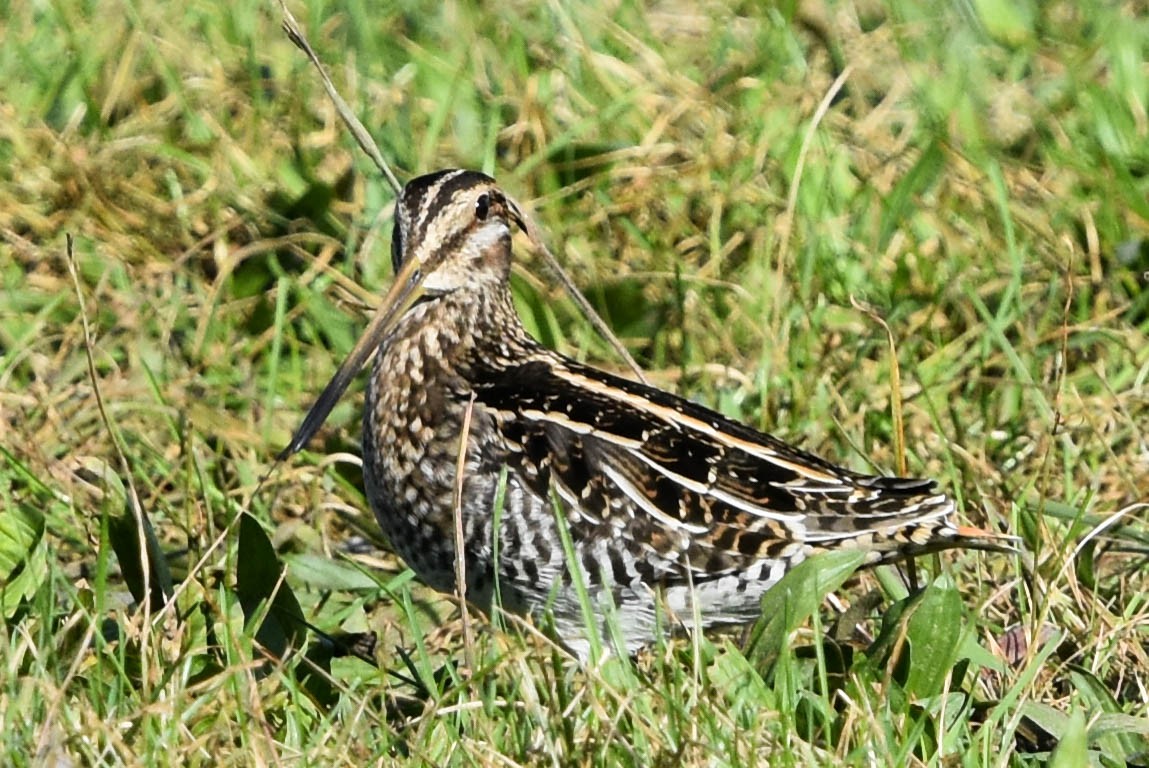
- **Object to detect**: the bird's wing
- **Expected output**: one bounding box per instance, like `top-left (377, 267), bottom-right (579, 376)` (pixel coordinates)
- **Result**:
top-left (472, 357), bottom-right (968, 584)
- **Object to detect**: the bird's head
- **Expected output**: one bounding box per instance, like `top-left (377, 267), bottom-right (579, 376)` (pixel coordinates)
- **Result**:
top-left (390, 169), bottom-right (526, 295)
top-left (280, 169), bottom-right (528, 457)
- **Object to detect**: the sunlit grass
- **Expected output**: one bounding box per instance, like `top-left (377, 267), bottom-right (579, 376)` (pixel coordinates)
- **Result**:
top-left (1, 0), bottom-right (1147, 765)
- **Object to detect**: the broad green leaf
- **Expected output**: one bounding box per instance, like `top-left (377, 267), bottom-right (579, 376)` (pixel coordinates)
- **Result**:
top-left (745, 549), bottom-right (867, 671)
top-left (710, 640), bottom-right (774, 715)
top-left (1069, 664), bottom-right (1125, 714)
top-left (1070, 664), bottom-right (1147, 759)
top-left (108, 508), bottom-right (174, 612)
top-left (284, 552), bottom-right (382, 592)
top-left (901, 575), bottom-right (964, 699)
top-left (0, 504), bottom-right (43, 583)
top-left (1020, 701), bottom-right (1069, 740)
top-left (867, 574), bottom-right (965, 702)
top-left (1089, 713), bottom-right (1149, 742)
top-left (1049, 709), bottom-right (1088, 768)
top-left (237, 512), bottom-right (306, 662)
top-left (957, 630), bottom-right (1006, 675)
top-left (90, 457), bottom-right (174, 612)
top-left (0, 503), bottom-right (47, 617)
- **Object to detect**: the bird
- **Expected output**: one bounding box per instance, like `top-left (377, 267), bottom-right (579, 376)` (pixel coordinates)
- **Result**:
top-left (281, 168), bottom-right (1007, 657)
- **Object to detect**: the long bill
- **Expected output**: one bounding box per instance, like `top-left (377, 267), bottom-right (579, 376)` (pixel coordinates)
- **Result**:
top-left (278, 255), bottom-right (427, 460)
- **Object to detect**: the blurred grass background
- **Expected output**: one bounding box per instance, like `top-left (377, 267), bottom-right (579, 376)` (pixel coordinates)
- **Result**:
top-left (1, 0), bottom-right (1147, 765)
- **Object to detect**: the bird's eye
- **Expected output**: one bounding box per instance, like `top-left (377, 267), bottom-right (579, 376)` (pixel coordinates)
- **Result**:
top-left (475, 193), bottom-right (491, 221)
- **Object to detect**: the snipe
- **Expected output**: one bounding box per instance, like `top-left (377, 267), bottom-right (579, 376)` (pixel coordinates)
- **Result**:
top-left (283, 169), bottom-right (1004, 656)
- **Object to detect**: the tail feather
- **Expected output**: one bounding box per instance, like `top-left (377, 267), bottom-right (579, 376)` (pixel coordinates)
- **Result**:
top-left (947, 524), bottom-right (1022, 553)
top-left (857, 475), bottom-right (938, 493)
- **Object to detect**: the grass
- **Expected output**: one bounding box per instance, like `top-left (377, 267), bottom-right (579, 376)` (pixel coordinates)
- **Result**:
top-left (1, 0), bottom-right (1147, 764)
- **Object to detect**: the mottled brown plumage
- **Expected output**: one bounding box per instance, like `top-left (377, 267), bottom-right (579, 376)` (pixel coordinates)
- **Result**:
top-left (284, 169), bottom-right (1005, 656)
